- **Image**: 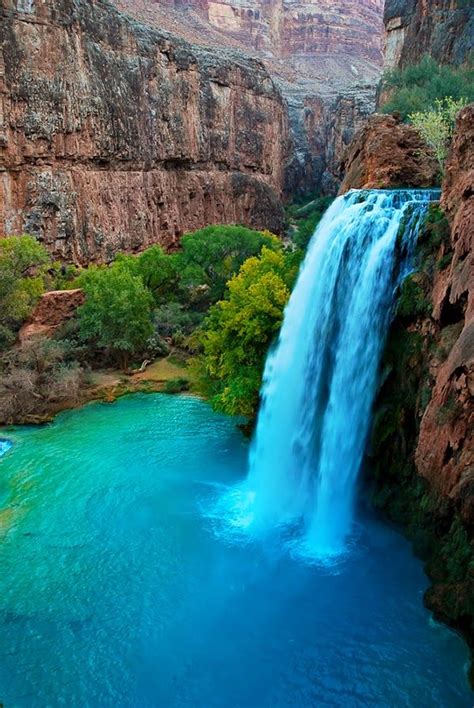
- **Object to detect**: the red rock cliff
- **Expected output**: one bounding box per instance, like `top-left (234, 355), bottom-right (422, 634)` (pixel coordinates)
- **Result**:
top-left (0, 0), bottom-right (289, 264)
top-left (416, 105), bottom-right (474, 523)
top-left (338, 113), bottom-right (438, 193)
top-left (384, 0), bottom-right (474, 69)
top-left (146, 0), bottom-right (383, 64)
top-left (113, 0), bottom-right (385, 195)
top-left (362, 105), bottom-right (474, 669)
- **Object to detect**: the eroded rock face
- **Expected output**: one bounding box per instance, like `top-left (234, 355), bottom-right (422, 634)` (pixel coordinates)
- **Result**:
top-left (0, 0), bottom-right (289, 263)
top-left (369, 105), bottom-right (474, 674)
top-left (338, 113), bottom-right (438, 194)
top-left (19, 289), bottom-right (85, 342)
top-left (416, 105), bottom-right (474, 523)
top-left (384, 0), bottom-right (474, 69)
top-left (113, 0), bottom-right (385, 196)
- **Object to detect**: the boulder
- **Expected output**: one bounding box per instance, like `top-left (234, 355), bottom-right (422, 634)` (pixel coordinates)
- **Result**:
top-left (19, 289), bottom-right (85, 342)
top-left (338, 113), bottom-right (438, 194)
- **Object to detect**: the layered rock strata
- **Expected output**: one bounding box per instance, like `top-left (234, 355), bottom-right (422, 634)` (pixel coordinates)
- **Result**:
top-left (0, 0), bottom-right (289, 263)
top-left (113, 0), bottom-right (385, 195)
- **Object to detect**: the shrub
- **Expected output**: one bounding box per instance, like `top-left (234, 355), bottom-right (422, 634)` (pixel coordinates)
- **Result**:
top-left (0, 337), bottom-right (83, 423)
top-left (408, 97), bottom-right (468, 175)
top-left (153, 302), bottom-right (202, 340)
top-left (381, 55), bottom-right (474, 120)
top-left (163, 377), bottom-right (190, 394)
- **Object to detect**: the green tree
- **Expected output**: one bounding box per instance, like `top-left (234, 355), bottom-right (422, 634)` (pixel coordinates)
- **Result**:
top-left (77, 264), bottom-right (153, 370)
top-left (409, 97), bottom-right (467, 175)
top-left (113, 247), bottom-right (180, 305)
top-left (176, 225), bottom-right (281, 307)
top-left (0, 235), bottom-right (50, 349)
top-left (194, 247), bottom-right (299, 418)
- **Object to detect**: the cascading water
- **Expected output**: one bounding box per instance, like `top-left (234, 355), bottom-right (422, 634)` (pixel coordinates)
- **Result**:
top-left (222, 189), bottom-right (440, 559)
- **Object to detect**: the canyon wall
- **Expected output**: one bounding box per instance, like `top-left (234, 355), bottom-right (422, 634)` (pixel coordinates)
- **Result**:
top-left (146, 0), bottom-right (384, 64)
top-left (0, 0), bottom-right (289, 264)
top-left (384, 0), bottom-right (474, 69)
top-left (368, 105), bottom-right (473, 674)
top-left (113, 0), bottom-right (385, 195)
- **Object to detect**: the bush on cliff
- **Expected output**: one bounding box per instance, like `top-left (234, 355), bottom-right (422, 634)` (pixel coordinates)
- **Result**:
top-left (381, 55), bottom-right (474, 120)
top-left (0, 235), bottom-right (51, 350)
top-left (193, 246), bottom-right (300, 418)
top-left (76, 265), bottom-right (154, 370)
top-left (409, 97), bottom-right (468, 175)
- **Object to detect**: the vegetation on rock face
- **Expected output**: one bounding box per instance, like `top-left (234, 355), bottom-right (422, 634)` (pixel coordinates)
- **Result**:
top-left (381, 56), bottom-right (473, 176)
top-left (396, 273), bottom-right (432, 319)
top-left (192, 246), bottom-right (301, 418)
top-left (286, 196), bottom-right (333, 251)
top-left (381, 55), bottom-right (474, 120)
top-left (408, 97), bottom-right (468, 175)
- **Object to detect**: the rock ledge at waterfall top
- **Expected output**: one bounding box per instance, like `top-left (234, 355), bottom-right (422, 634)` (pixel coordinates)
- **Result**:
top-left (338, 113), bottom-right (439, 194)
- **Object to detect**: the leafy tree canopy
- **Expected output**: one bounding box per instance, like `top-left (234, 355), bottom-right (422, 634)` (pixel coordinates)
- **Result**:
top-left (76, 264), bottom-right (154, 369)
top-left (176, 225), bottom-right (281, 306)
top-left (114, 247), bottom-right (180, 305)
top-left (381, 55), bottom-right (474, 120)
top-left (0, 235), bottom-right (50, 350)
top-left (194, 246), bottom-right (300, 418)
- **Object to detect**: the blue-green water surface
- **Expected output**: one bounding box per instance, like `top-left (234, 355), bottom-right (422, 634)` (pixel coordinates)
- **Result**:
top-left (0, 394), bottom-right (471, 706)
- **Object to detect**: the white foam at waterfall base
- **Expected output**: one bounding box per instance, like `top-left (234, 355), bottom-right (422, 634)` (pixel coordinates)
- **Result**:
top-left (210, 189), bottom-right (440, 562)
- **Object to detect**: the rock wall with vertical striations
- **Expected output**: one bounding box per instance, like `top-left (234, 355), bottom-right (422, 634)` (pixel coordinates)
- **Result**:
top-left (384, 0), bottom-right (474, 70)
top-left (0, 0), bottom-right (290, 264)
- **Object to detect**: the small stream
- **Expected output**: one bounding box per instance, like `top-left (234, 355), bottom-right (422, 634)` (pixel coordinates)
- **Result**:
top-left (0, 395), bottom-right (470, 706)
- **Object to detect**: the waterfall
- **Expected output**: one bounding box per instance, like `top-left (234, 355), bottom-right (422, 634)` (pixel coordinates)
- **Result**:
top-left (223, 189), bottom-right (439, 559)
